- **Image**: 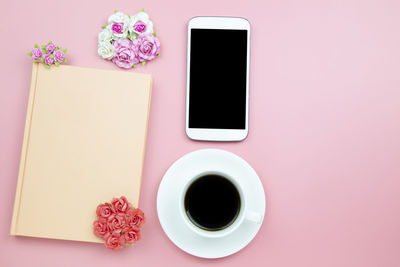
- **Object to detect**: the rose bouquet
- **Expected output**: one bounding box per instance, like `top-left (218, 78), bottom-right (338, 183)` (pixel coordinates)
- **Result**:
top-left (98, 10), bottom-right (160, 69)
top-left (93, 196), bottom-right (145, 250)
top-left (28, 41), bottom-right (67, 68)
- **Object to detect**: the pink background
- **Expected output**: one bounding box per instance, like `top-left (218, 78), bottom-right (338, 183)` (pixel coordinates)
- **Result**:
top-left (1, 0), bottom-right (399, 266)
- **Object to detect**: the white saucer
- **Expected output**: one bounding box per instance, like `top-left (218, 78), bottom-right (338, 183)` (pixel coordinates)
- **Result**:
top-left (157, 149), bottom-right (266, 258)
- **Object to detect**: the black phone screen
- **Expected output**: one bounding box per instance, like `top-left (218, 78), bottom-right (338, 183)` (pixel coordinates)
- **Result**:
top-left (189, 29), bottom-right (248, 130)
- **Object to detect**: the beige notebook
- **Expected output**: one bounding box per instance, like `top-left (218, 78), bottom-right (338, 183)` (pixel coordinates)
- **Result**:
top-left (10, 63), bottom-right (152, 243)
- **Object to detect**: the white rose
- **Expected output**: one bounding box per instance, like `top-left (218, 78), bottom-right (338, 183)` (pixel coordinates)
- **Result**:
top-left (129, 11), bottom-right (154, 37)
top-left (98, 41), bottom-right (114, 60)
top-left (98, 27), bottom-right (113, 43)
top-left (108, 12), bottom-right (129, 39)
top-left (108, 11), bottom-right (130, 25)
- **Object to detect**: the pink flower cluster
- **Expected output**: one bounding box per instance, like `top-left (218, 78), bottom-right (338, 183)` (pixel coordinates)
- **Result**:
top-left (112, 34), bottom-right (160, 69)
top-left (28, 41), bottom-right (66, 68)
top-left (97, 10), bottom-right (160, 69)
top-left (93, 196), bottom-right (145, 250)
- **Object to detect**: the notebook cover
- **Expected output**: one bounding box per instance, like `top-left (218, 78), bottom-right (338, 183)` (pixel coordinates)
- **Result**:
top-left (10, 63), bottom-right (152, 243)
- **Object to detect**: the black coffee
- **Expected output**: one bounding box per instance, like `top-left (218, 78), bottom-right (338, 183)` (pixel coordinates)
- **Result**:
top-left (184, 174), bottom-right (241, 231)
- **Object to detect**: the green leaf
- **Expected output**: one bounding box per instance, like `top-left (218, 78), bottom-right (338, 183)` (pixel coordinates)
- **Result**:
top-left (132, 64), bottom-right (136, 68)
top-left (55, 62), bottom-right (60, 66)
top-left (141, 8), bottom-right (145, 12)
top-left (45, 64), bottom-right (50, 69)
top-left (34, 44), bottom-right (39, 48)
top-left (40, 58), bottom-right (44, 63)
top-left (41, 45), bottom-right (46, 49)
top-left (102, 25), bottom-right (106, 29)
top-left (50, 54), bottom-right (54, 59)
top-left (114, 9), bottom-right (118, 13)
top-left (27, 52), bottom-right (32, 56)
top-left (49, 41), bottom-right (53, 44)
top-left (127, 14), bottom-right (131, 18)
top-left (142, 61), bottom-right (146, 66)
top-left (153, 32), bottom-right (157, 37)
top-left (61, 48), bottom-right (67, 53)
top-left (156, 53), bottom-right (160, 56)
top-left (63, 58), bottom-right (67, 63)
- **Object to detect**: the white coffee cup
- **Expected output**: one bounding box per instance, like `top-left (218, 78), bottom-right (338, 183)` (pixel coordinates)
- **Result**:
top-left (179, 171), bottom-right (262, 238)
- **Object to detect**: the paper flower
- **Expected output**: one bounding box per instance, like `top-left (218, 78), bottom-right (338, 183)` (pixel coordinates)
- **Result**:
top-left (108, 12), bottom-right (130, 39)
top-left (112, 39), bottom-right (139, 68)
top-left (96, 203), bottom-right (113, 218)
top-left (31, 48), bottom-right (43, 60)
top-left (28, 41), bottom-right (67, 68)
top-left (53, 50), bottom-right (65, 63)
top-left (43, 54), bottom-right (54, 65)
top-left (97, 9), bottom-right (160, 69)
top-left (93, 196), bottom-right (145, 250)
top-left (98, 41), bottom-right (115, 60)
top-left (46, 43), bottom-right (56, 54)
top-left (134, 33), bottom-right (160, 62)
top-left (129, 11), bottom-right (154, 36)
top-left (98, 27), bottom-right (113, 43)
top-left (126, 208), bottom-right (145, 228)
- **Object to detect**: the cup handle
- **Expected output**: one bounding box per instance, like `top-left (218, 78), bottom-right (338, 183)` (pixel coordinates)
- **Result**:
top-left (245, 210), bottom-right (263, 224)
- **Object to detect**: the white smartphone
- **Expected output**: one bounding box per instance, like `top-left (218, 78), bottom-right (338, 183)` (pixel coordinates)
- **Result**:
top-left (186, 16), bottom-right (250, 141)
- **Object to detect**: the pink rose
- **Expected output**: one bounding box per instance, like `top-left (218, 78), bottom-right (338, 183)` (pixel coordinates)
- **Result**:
top-left (123, 226), bottom-right (140, 244)
top-left (133, 21), bottom-right (146, 33)
top-left (104, 231), bottom-right (125, 250)
top-left (93, 196), bottom-right (142, 250)
top-left (43, 54), bottom-right (54, 65)
top-left (46, 43), bottom-right (56, 53)
top-left (126, 208), bottom-right (145, 228)
top-left (53, 50), bottom-right (65, 63)
top-left (107, 213), bottom-right (126, 231)
top-left (96, 203), bottom-right (113, 218)
top-left (111, 22), bottom-right (124, 34)
top-left (111, 196), bottom-right (132, 214)
top-left (134, 33), bottom-right (160, 62)
top-left (93, 217), bottom-right (109, 238)
top-left (112, 39), bottom-right (139, 69)
top-left (31, 48), bottom-right (42, 60)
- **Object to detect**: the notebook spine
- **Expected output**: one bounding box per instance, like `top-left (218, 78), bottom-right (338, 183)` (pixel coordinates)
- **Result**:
top-left (10, 63), bottom-right (39, 235)
top-left (137, 76), bottom-right (152, 208)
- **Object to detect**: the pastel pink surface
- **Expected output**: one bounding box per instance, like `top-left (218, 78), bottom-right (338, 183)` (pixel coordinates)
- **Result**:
top-left (0, 0), bottom-right (399, 266)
